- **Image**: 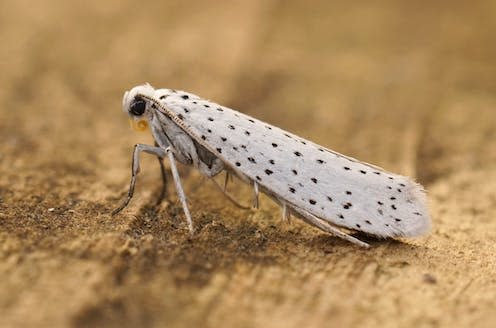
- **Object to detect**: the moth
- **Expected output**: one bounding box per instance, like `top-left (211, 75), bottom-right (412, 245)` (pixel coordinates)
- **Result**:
top-left (113, 84), bottom-right (431, 247)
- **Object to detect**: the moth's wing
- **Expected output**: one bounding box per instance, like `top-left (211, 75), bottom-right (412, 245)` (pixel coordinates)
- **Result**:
top-left (157, 91), bottom-right (431, 238)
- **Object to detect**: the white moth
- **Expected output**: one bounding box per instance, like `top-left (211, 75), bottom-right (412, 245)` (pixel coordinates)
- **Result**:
top-left (113, 83), bottom-right (431, 248)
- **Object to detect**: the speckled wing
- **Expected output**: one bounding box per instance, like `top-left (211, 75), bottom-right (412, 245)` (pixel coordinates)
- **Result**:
top-left (153, 89), bottom-right (430, 238)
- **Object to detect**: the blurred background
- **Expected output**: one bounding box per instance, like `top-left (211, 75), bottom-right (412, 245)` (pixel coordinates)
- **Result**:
top-left (0, 1), bottom-right (495, 327)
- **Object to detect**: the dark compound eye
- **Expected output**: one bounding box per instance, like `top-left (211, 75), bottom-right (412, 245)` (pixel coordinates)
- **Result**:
top-left (130, 99), bottom-right (146, 116)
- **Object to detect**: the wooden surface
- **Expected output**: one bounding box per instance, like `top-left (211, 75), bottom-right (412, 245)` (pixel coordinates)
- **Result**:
top-left (0, 1), bottom-right (495, 327)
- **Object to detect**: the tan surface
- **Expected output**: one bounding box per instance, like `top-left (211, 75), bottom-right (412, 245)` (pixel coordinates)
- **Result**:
top-left (1, 1), bottom-right (495, 327)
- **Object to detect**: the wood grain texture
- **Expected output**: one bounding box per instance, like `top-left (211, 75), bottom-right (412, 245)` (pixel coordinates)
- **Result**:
top-left (0, 1), bottom-right (495, 327)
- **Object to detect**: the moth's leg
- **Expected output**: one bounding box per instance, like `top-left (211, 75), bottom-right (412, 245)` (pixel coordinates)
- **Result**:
top-left (210, 176), bottom-right (251, 210)
top-left (197, 157), bottom-right (250, 209)
top-left (280, 201), bottom-right (291, 224)
top-left (155, 141), bottom-right (168, 206)
top-left (223, 171), bottom-right (235, 191)
top-left (223, 171), bottom-right (230, 191)
top-left (112, 144), bottom-right (167, 215)
top-left (166, 148), bottom-right (194, 235)
top-left (293, 207), bottom-right (370, 248)
top-left (253, 181), bottom-right (259, 209)
top-left (197, 158), bottom-right (224, 178)
top-left (155, 155), bottom-right (168, 206)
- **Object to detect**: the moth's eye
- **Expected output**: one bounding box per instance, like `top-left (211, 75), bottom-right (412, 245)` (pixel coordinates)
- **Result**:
top-left (130, 99), bottom-right (146, 116)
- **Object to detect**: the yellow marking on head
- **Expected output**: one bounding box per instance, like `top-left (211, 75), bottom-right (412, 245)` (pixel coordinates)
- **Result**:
top-left (129, 119), bottom-right (148, 132)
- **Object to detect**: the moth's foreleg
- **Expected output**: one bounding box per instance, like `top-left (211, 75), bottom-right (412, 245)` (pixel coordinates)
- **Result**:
top-left (166, 148), bottom-right (194, 235)
top-left (155, 155), bottom-right (168, 206)
top-left (154, 141), bottom-right (168, 206)
top-left (112, 144), bottom-right (166, 216)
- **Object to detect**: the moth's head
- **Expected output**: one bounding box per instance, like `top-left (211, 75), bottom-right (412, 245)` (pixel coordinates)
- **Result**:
top-left (122, 83), bottom-right (156, 131)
